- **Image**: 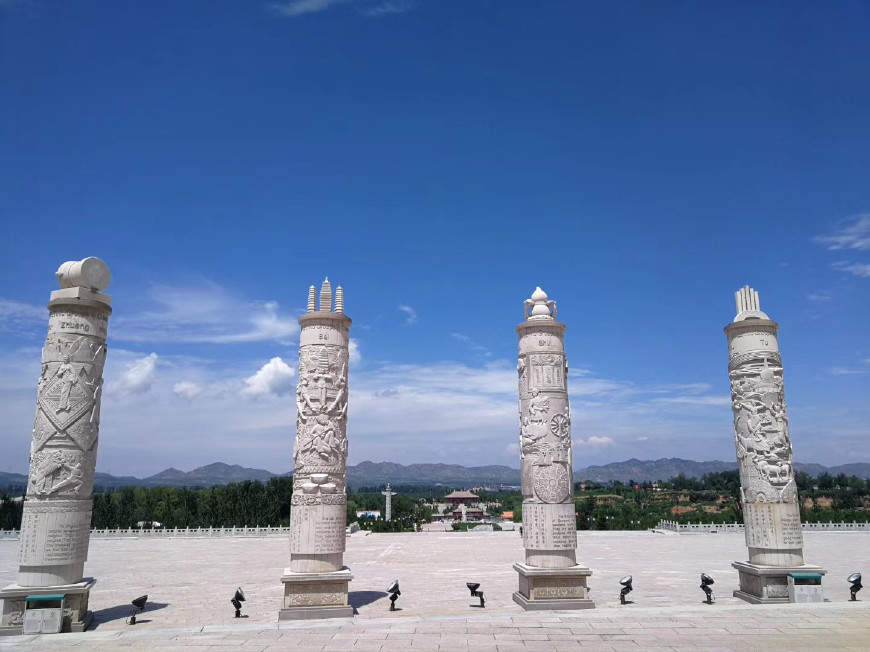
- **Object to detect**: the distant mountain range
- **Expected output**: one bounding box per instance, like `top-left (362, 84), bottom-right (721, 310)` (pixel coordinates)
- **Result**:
top-left (1, 458), bottom-right (869, 492)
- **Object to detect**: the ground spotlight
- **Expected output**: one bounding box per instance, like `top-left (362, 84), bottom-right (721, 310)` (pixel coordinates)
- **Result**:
top-left (619, 576), bottom-right (633, 605)
top-left (231, 587), bottom-right (246, 618)
top-left (700, 573), bottom-right (715, 604)
top-left (387, 580), bottom-right (401, 611)
top-left (127, 595), bottom-right (148, 625)
top-left (466, 582), bottom-right (485, 608)
top-left (848, 573), bottom-right (862, 601)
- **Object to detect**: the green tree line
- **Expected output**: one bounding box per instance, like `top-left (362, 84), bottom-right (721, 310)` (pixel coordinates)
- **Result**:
top-left (2, 470), bottom-right (869, 531)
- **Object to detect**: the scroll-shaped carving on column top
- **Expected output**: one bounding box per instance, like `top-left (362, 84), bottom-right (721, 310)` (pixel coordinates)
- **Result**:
top-left (730, 355), bottom-right (796, 503)
top-left (524, 287), bottom-right (557, 321)
top-left (56, 257), bottom-right (111, 292)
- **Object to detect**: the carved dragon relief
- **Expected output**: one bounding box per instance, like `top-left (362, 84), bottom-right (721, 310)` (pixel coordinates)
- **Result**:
top-left (730, 356), bottom-right (797, 503)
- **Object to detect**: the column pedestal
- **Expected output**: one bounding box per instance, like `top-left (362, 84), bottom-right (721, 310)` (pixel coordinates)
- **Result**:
top-left (513, 564), bottom-right (594, 610)
top-left (0, 578), bottom-right (95, 635)
top-left (279, 568), bottom-right (353, 620)
top-left (732, 561), bottom-right (827, 604)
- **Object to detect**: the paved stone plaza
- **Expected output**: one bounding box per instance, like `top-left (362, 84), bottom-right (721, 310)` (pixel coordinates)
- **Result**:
top-left (1, 528), bottom-right (869, 648)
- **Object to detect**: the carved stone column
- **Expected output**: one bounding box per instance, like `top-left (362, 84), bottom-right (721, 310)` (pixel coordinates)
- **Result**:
top-left (280, 279), bottom-right (353, 620)
top-left (725, 286), bottom-right (826, 603)
top-left (512, 287), bottom-right (593, 610)
top-left (381, 484), bottom-right (397, 522)
top-left (0, 258), bottom-right (111, 634)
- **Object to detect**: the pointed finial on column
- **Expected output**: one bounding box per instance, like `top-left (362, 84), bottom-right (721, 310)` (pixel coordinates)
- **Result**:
top-left (307, 286), bottom-right (316, 313)
top-left (733, 285), bottom-right (769, 321)
top-left (523, 287), bottom-right (557, 321)
top-left (335, 286), bottom-right (344, 314)
top-left (319, 278), bottom-right (332, 312)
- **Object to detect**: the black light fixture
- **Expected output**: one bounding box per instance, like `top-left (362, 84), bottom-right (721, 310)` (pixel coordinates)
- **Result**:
top-left (466, 582), bottom-right (485, 608)
top-left (848, 573), bottom-right (862, 601)
top-left (231, 587), bottom-right (246, 618)
top-left (619, 576), bottom-right (633, 605)
top-left (700, 573), bottom-right (715, 604)
top-left (387, 580), bottom-right (401, 611)
top-left (127, 595), bottom-right (148, 625)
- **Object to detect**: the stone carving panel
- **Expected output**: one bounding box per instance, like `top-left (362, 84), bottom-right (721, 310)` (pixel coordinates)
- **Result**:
top-left (285, 584), bottom-right (346, 607)
top-left (35, 328), bottom-right (107, 454)
top-left (289, 503), bottom-right (346, 554)
top-left (27, 449), bottom-right (96, 499)
top-left (294, 342), bottom-right (349, 488)
top-left (1, 600), bottom-right (26, 627)
top-left (521, 501), bottom-right (577, 550)
top-left (729, 354), bottom-right (796, 504)
top-left (18, 505), bottom-right (92, 566)
top-left (531, 578), bottom-right (586, 599)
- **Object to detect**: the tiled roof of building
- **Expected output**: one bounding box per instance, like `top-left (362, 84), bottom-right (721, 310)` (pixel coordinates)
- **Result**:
top-left (444, 490), bottom-right (479, 499)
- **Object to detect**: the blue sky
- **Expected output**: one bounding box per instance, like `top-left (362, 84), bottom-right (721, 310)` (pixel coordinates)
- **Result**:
top-left (1, 0), bottom-right (868, 476)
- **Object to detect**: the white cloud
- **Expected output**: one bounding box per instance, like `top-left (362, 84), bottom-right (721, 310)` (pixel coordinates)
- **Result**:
top-left (829, 367), bottom-right (866, 376)
top-left (398, 304), bottom-right (418, 325)
top-left (0, 347), bottom-right (779, 476)
top-left (112, 281), bottom-right (299, 345)
top-left (243, 357), bottom-right (296, 397)
top-left (271, 0), bottom-right (416, 17)
top-left (451, 332), bottom-right (491, 357)
top-left (0, 298), bottom-right (46, 335)
top-left (113, 353), bottom-right (159, 395)
top-left (271, 0), bottom-right (353, 17)
top-left (832, 262), bottom-right (870, 278)
top-left (652, 396), bottom-right (732, 406)
top-left (814, 214), bottom-right (870, 251)
top-left (807, 292), bottom-right (833, 302)
top-left (360, 0), bottom-right (416, 15)
top-left (577, 436), bottom-right (615, 447)
top-left (348, 339), bottom-right (362, 366)
top-left (173, 380), bottom-right (205, 400)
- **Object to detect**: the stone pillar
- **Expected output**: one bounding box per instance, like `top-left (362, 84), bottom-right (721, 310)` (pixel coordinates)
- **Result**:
top-left (1, 258), bottom-right (111, 634)
top-left (512, 287), bottom-right (593, 610)
top-left (381, 484), bottom-right (397, 522)
top-left (280, 279), bottom-right (353, 620)
top-left (725, 286), bottom-right (826, 603)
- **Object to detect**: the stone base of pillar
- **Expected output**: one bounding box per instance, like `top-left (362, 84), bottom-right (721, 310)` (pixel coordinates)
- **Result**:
top-left (279, 567), bottom-right (353, 620)
top-left (732, 561), bottom-right (827, 604)
top-left (512, 563), bottom-right (595, 611)
top-left (0, 579), bottom-right (95, 635)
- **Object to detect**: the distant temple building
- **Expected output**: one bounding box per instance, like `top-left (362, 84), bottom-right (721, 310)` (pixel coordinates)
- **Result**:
top-left (443, 490), bottom-right (485, 522)
top-left (444, 490), bottom-right (479, 506)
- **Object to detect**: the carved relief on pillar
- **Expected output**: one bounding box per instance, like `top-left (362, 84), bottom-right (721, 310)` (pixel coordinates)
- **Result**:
top-left (729, 353), bottom-right (796, 504)
top-left (1, 600), bottom-right (26, 627)
top-left (34, 329), bottom-right (108, 454)
top-left (517, 294), bottom-right (574, 507)
top-left (294, 344), bottom-right (348, 482)
top-left (27, 449), bottom-right (97, 499)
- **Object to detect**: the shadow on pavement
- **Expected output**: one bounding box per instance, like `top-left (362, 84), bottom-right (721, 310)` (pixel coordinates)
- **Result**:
top-left (91, 601), bottom-right (170, 628)
top-left (349, 590), bottom-right (387, 609)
